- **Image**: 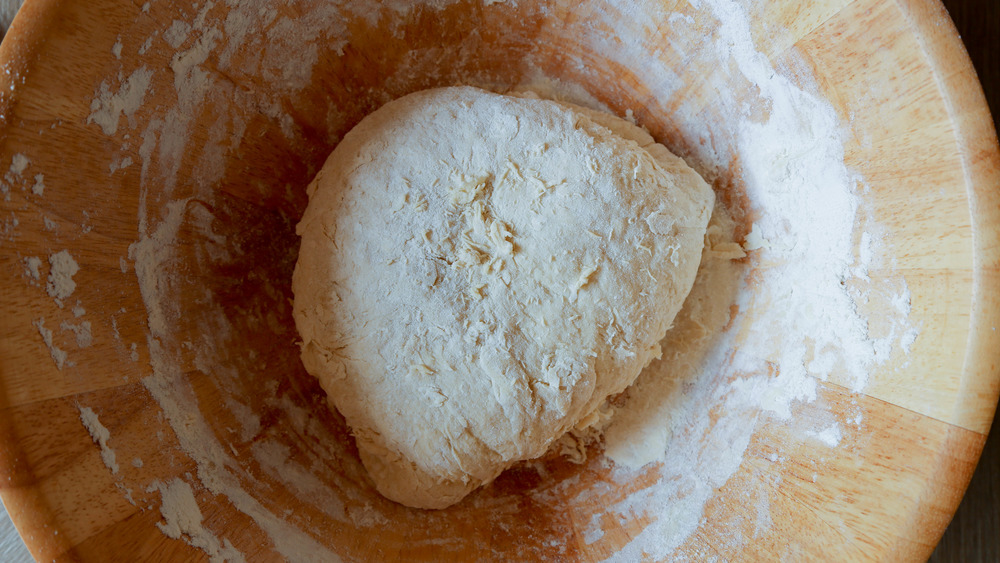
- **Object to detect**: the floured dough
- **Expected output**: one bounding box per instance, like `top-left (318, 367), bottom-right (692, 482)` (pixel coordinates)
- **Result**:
top-left (292, 86), bottom-right (714, 509)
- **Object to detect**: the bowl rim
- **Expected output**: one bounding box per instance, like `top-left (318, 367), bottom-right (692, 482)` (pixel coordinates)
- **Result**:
top-left (0, 0), bottom-right (998, 560)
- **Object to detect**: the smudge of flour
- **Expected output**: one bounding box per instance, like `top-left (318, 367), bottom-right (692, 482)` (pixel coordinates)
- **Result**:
top-left (46, 250), bottom-right (79, 301)
top-left (132, 201), bottom-right (339, 562)
top-left (87, 67), bottom-right (154, 136)
top-left (6, 153), bottom-right (28, 180)
top-left (31, 173), bottom-right (44, 195)
top-left (23, 256), bottom-right (41, 281)
top-left (805, 425), bottom-right (843, 448)
top-left (79, 406), bottom-right (120, 475)
top-left (33, 318), bottom-right (67, 370)
top-left (150, 478), bottom-right (247, 563)
top-left (61, 320), bottom-right (94, 348)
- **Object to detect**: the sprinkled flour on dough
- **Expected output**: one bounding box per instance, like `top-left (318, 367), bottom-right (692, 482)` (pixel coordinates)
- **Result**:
top-left (293, 86), bottom-right (715, 509)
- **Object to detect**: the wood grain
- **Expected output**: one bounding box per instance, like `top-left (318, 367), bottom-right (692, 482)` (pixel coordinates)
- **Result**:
top-left (0, 0), bottom-right (997, 561)
top-left (929, 0), bottom-right (1000, 560)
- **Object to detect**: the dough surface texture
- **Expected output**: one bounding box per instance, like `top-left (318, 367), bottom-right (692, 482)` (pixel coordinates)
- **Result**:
top-left (293, 86), bottom-right (714, 509)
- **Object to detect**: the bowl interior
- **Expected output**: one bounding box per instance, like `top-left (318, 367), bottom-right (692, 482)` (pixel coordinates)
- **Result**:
top-left (131, 3), bottom-right (754, 558)
top-left (1, 0), bottom-right (995, 561)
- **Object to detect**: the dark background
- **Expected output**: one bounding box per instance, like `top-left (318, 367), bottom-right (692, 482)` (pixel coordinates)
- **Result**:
top-left (929, 1), bottom-right (999, 561)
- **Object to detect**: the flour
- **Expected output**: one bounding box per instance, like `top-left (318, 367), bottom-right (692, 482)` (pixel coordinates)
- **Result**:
top-left (3, 153), bottom-right (28, 199)
top-left (133, 200), bottom-right (340, 562)
top-left (31, 173), bottom-right (44, 195)
top-left (110, 156), bottom-right (133, 173)
top-left (45, 250), bottom-right (79, 301)
top-left (583, 513), bottom-right (605, 545)
top-left (139, 35), bottom-right (154, 55)
top-left (23, 256), bottom-right (41, 281)
top-left (164, 20), bottom-right (192, 49)
top-left (805, 425), bottom-right (843, 448)
top-left (33, 318), bottom-right (67, 369)
top-left (151, 478), bottom-right (247, 563)
top-left (79, 406), bottom-right (120, 474)
top-left (570, 0), bottom-right (913, 559)
top-left (88, 67), bottom-right (154, 136)
top-left (7, 153), bottom-right (28, 178)
top-left (61, 320), bottom-right (93, 348)
top-left (250, 440), bottom-right (346, 519)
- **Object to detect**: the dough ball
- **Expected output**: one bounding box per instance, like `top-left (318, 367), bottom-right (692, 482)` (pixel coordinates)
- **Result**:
top-left (292, 86), bottom-right (714, 509)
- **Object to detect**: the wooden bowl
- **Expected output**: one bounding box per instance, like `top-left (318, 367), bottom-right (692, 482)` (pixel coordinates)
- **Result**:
top-left (1, 0), bottom-right (998, 560)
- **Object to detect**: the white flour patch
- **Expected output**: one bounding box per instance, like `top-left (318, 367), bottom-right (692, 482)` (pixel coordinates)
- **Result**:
top-left (31, 173), bottom-right (44, 195)
top-left (806, 425), bottom-right (843, 448)
top-left (139, 35), bottom-right (154, 55)
top-left (250, 440), bottom-right (346, 520)
top-left (7, 153), bottom-right (28, 179)
top-left (3, 154), bottom-right (28, 199)
top-left (110, 156), bottom-right (134, 173)
top-left (33, 318), bottom-right (68, 369)
top-left (61, 320), bottom-right (94, 348)
top-left (79, 406), bottom-right (120, 475)
top-left (583, 513), bottom-right (605, 545)
top-left (164, 20), bottom-right (192, 49)
top-left (23, 256), bottom-right (41, 281)
top-left (151, 478), bottom-right (247, 563)
top-left (88, 67), bottom-right (155, 136)
top-left (46, 250), bottom-right (80, 301)
top-left (754, 493), bottom-right (773, 538)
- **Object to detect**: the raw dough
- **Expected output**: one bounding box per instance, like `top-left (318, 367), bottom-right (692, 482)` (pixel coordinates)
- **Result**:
top-left (292, 86), bottom-right (713, 509)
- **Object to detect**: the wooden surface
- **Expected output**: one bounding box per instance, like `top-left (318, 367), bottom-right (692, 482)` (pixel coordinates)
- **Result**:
top-left (0, 0), bottom-right (998, 561)
top-left (929, 1), bottom-right (1000, 561)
